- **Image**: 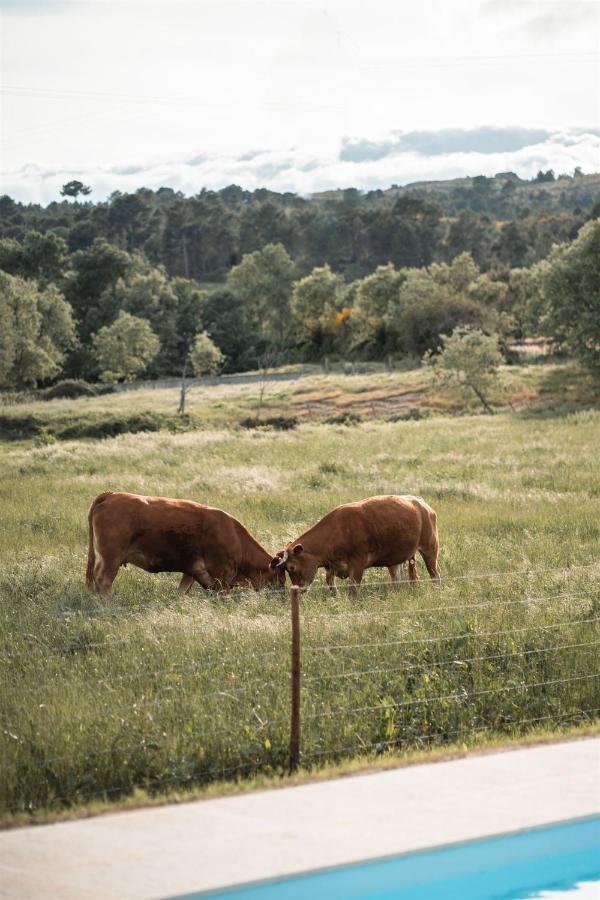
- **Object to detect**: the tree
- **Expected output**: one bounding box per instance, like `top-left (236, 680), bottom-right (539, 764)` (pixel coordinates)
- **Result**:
top-left (60, 181), bottom-right (92, 199)
top-left (352, 263), bottom-right (405, 356)
top-left (227, 243), bottom-right (296, 346)
top-left (537, 219), bottom-right (600, 372)
top-left (290, 265), bottom-right (342, 356)
top-left (65, 238), bottom-right (132, 340)
top-left (116, 265), bottom-right (179, 375)
top-left (424, 326), bottom-right (503, 413)
top-left (0, 230), bottom-right (68, 284)
top-left (189, 330), bottom-right (224, 376)
top-left (92, 311), bottom-right (159, 382)
top-left (202, 288), bottom-right (260, 373)
top-left (394, 268), bottom-right (491, 358)
top-left (0, 272), bottom-right (76, 388)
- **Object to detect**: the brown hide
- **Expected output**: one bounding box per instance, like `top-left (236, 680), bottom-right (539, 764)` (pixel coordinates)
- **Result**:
top-left (86, 491), bottom-right (283, 598)
top-left (272, 495), bottom-right (440, 589)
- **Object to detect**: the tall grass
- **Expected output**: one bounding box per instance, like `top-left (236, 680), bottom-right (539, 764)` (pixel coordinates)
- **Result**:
top-left (1, 405), bottom-right (599, 819)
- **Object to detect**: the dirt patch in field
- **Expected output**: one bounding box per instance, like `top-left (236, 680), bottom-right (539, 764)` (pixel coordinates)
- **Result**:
top-left (290, 385), bottom-right (425, 419)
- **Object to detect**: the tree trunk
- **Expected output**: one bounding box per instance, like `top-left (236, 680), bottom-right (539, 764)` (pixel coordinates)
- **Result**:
top-left (178, 358), bottom-right (188, 416)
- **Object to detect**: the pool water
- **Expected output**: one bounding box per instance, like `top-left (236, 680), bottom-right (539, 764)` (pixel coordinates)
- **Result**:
top-left (176, 816), bottom-right (600, 900)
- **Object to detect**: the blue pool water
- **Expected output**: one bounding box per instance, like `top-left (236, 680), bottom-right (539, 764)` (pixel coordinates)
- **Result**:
top-left (175, 816), bottom-right (600, 900)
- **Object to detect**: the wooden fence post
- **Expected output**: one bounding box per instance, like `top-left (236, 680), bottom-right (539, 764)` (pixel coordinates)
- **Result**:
top-left (289, 585), bottom-right (301, 774)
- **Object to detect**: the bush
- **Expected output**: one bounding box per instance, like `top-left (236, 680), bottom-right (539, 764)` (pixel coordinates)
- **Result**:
top-left (0, 410), bottom-right (186, 441)
top-left (324, 411), bottom-right (363, 426)
top-left (0, 413), bottom-right (43, 440)
top-left (387, 408), bottom-right (424, 422)
top-left (57, 412), bottom-right (175, 440)
top-left (41, 380), bottom-right (98, 400)
top-left (239, 415), bottom-right (298, 431)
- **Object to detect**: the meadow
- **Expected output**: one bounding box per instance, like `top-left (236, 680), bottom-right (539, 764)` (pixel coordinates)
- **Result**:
top-left (1, 368), bottom-right (599, 823)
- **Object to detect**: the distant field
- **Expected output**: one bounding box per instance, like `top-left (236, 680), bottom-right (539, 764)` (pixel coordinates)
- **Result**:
top-left (1, 385), bottom-right (599, 823)
top-left (1, 362), bottom-right (599, 442)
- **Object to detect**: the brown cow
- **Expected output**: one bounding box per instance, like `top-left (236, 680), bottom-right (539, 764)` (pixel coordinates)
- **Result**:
top-left (86, 491), bottom-right (285, 599)
top-left (271, 494), bottom-right (440, 593)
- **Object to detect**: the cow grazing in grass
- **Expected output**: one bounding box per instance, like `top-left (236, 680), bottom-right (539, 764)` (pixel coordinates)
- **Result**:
top-left (86, 491), bottom-right (285, 599)
top-left (271, 494), bottom-right (440, 593)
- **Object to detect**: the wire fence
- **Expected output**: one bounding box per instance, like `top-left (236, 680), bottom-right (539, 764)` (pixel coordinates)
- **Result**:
top-left (1, 566), bottom-right (599, 815)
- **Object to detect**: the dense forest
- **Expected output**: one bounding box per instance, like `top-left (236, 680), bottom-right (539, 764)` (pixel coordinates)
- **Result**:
top-left (0, 170), bottom-right (599, 387)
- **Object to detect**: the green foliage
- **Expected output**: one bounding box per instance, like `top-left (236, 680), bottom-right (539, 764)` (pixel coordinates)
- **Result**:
top-left (41, 379), bottom-right (99, 400)
top-left (201, 288), bottom-right (260, 373)
top-left (60, 180), bottom-right (92, 199)
top-left (0, 409), bottom-right (183, 441)
top-left (92, 311), bottom-right (160, 382)
top-left (239, 415), bottom-right (298, 430)
top-left (227, 242), bottom-right (296, 344)
top-left (325, 411), bottom-right (363, 425)
top-left (189, 330), bottom-right (224, 376)
top-left (0, 272), bottom-right (76, 388)
top-left (65, 238), bottom-right (132, 341)
top-left (0, 231), bottom-right (68, 284)
top-left (424, 326), bottom-right (503, 413)
top-left (290, 265), bottom-right (342, 356)
top-left (536, 219), bottom-right (600, 373)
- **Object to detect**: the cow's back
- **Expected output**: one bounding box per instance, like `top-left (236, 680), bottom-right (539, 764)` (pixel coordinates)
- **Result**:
top-left (313, 494), bottom-right (434, 564)
top-left (90, 492), bottom-right (241, 571)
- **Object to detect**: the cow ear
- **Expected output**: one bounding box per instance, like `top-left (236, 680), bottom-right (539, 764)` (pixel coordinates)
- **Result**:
top-left (270, 551), bottom-right (284, 569)
top-left (292, 544), bottom-right (304, 556)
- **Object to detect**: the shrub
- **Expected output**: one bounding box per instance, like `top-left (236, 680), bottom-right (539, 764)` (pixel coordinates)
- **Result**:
top-left (57, 412), bottom-right (174, 440)
top-left (41, 379), bottom-right (98, 400)
top-left (239, 415), bottom-right (298, 431)
top-left (325, 411), bottom-right (363, 426)
top-left (0, 413), bottom-right (43, 440)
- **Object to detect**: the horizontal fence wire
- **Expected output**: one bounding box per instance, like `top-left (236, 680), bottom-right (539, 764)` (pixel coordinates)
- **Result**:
top-left (3, 706), bottom-right (598, 815)
top-left (2, 585), bottom-right (598, 664)
top-left (0, 714), bottom-right (291, 774)
top-left (302, 639), bottom-right (600, 683)
top-left (302, 707), bottom-right (600, 761)
top-left (5, 611), bottom-right (600, 694)
top-left (304, 588), bottom-right (599, 620)
top-left (307, 616), bottom-right (600, 653)
top-left (302, 673), bottom-right (600, 721)
top-left (9, 671), bottom-right (588, 772)
top-left (345, 562), bottom-right (600, 587)
top-left (9, 636), bottom-right (598, 703)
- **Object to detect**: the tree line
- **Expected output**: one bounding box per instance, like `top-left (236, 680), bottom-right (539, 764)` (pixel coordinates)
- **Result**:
top-left (1, 172), bottom-right (597, 285)
top-left (0, 213), bottom-right (598, 389)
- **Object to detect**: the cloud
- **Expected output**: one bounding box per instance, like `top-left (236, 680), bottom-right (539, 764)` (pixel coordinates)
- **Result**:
top-left (481, 0), bottom-right (598, 36)
top-left (340, 127), bottom-right (554, 161)
top-left (0, 0), bottom-right (74, 12)
top-left (523, 6), bottom-right (597, 37)
top-left (2, 127), bottom-right (599, 204)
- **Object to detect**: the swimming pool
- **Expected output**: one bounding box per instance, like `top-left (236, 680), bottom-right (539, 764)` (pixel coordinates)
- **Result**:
top-left (175, 815), bottom-right (600, 899)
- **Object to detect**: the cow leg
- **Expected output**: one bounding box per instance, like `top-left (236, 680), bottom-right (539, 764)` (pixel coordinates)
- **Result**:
top-left (178, 574), bottom-right (194, 595)
top-left (388, 564), bottom-right (403, 586)
top-left (347, 564), bottom-right (365, 597)
top-left (420, 548), bottom-right (441, 583)
top-left (408, 557), bottom-right (420, 582)
top-left (325, 569), bottom-right (337, 594)
top-left (95, 556), bottom-right (120, 600)
top-left (191, 559), bottom-right (216, 591)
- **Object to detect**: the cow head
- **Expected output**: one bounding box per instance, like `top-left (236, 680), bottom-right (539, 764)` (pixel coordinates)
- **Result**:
top-left (270, 543), bottom-right (319, 589)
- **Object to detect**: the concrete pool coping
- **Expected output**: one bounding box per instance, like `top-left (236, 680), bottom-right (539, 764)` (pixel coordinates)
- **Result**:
top-left (0, 737), bottom-right (598, 900)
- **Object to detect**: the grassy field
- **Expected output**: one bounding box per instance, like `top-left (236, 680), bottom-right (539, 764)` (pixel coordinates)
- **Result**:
top-left (1, 367), bottom-right (599, 824)
top-left (1, 362), bottom-right (599, 441)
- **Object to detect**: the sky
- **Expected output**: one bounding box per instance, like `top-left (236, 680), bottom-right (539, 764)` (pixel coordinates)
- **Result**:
top-left (0, 0), bottom-right (599, 203)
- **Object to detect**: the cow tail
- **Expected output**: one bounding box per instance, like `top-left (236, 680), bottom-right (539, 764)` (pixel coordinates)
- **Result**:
top-left (86, 492), bottom-right (113, 592)
top-left (86, 500), bottom-right (97, 592)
